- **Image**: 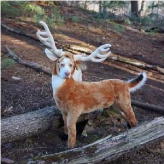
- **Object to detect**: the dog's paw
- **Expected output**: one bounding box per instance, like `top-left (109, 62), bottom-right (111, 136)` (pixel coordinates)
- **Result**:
top-left (60, 133), bottom-right (68, 141)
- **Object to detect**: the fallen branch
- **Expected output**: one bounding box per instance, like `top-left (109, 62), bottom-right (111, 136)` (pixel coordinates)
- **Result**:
top-left (1, 23), bottom-right (38, 41)
top-left (145, 27), bottom-right (164, 33)
top-left (1, 158), bottom-right (15, 164)
top-left (109, 55), bottom-right (164, 75)
top-left (68, 45), bottom-right (164, 75)
top-left (132, 100), bottom-right (164, 114)
top-left (5, 46), bottom-right (51, 75)
top-left (29, 117), bottom-right (164, 164)
top-left (1, 106), bottom-right (102, 144)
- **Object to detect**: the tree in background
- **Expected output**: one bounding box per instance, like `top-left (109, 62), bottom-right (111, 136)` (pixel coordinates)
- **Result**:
top-left (131, 1), bottom-right (139, 16)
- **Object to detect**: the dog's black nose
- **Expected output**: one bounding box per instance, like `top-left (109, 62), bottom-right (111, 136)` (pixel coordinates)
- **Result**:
top-left (65, 72), bottom-right (70, 76)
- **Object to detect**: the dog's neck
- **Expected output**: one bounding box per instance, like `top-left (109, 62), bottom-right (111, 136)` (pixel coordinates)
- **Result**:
top-left (52, 74), bottom-right (66, 95)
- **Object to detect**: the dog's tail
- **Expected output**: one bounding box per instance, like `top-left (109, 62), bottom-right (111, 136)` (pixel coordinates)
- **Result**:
top-left (127, 72), bottom-right (147, 93)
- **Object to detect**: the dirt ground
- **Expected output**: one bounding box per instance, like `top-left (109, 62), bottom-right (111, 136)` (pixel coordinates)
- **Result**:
top-left (1, 5), bottom-right (164, 164)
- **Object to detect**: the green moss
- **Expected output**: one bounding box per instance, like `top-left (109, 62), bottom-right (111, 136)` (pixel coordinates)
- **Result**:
top-left (33, 156), bottom-right (41, 161)
top-left (72, 16), bottom-right (80, 23)
top-left (1, 59), bottom-right (16, 69)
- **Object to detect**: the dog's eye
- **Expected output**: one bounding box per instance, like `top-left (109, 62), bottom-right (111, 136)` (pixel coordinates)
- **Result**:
top-left (61, 64), bottom-right (65, 67)
top-left (69, 64), bottom-right (73, 67)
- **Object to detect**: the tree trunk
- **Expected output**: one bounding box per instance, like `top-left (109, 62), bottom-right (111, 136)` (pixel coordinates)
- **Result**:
top-left (99, 1), bottom-right (102, 15)
top-left (29, 117), bottom-right (164, 164)
top-left (139, 0), bottom-right (147, 17)
top-left (131, 1), bottom-right (139, 16)
top-left (103, 5), bottom-right (107, 18)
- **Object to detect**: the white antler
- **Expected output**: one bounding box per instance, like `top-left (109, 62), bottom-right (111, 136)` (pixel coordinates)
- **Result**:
top-left (74, 44), bottom-right (111, 62)
top-left (36, 21), bottom-right (64, 57)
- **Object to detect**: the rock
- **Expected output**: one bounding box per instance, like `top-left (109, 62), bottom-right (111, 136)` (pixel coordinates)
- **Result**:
top-left (12, 76), bottom-right (21, 81)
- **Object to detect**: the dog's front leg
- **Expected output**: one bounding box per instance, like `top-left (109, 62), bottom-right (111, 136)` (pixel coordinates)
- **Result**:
top-left (67, 113), bottom-right (79, 149)
top-left (62, 112), bottom-right (68, 135)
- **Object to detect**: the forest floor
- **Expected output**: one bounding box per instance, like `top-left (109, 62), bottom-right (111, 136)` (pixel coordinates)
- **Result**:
top-left (1, 5), bottom-right (164, 164)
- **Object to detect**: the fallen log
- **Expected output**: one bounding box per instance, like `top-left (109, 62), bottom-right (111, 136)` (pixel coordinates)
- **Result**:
top-left (131, 100), bottom-right (164, 114)
top-left (1, 106), bottom-right (102, 144)
top-left (1, 106), bottom-right (58, 144)
top-left (2, 101), bottom-right (164, 144)
top-left (68, 45), bottom-right (164, 75)
top-left (109, 55), bottom-right (164, 75)
top-left (28, 117), bottom-right (164, 164)
top-left (5, 46), bottom-right (51, 75)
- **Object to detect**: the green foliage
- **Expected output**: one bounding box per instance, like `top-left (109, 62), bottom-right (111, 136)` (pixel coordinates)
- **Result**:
top-left (1, 2), bottom-right (64, 28)
top-left (1, 2), bottom-right (45, 17)
top-left (23, 3), bottom-right (45, 17)
top-left (102, 1), bottom-right (128, 9)
top-left (128, 15), bottom-right (154, 27)
top-left (113, 23), bottom-right (125, 33)
top-left (140, 16), bottom-right (153, 26)
top-left (1, 1), bottom-right (24, 17)
top-left (34, 7), bottom-right (64, 30)
top-left (124, 18), bottom-right (131, 25)
top-left (51, 8), bottom-right (65, 26)
top-left (93, 13), bottom-right (103, 19)
top-left (72, 16), bottom-right (80, 23)
top-left (1, 59), bottom-right (16, 69)
top-left (159, 53), bottom-right (164, 58)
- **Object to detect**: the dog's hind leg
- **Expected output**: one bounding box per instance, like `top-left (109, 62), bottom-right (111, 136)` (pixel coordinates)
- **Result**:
top-left (115, 91), bottom-right (137, 127)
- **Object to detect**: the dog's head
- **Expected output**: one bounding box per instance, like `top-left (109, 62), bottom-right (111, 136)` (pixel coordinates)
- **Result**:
top-left (49, 52), bottom-right (78, 79)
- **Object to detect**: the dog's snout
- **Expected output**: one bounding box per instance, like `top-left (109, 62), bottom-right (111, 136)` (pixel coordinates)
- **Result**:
top-left (65, 72), bottom-right (70, 76)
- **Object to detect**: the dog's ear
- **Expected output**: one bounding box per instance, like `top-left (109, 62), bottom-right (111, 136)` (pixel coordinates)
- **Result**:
top-left (74, 61), bottom-right (79, 70)
top-left (56, 60), bottom-right (60, 75)
top-left (75, 61), bottom-right (87, 70)
top-left (52, 59), bottom-right (60, 75)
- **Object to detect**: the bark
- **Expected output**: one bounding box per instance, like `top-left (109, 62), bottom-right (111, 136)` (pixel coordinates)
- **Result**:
top-left (29, 117), bottom-right (164, 164)
top-left (131, 1), bottom-right (139, 17)
top-left (1, 106), bottom-right (102, 144)
top-left (5, 46), bottom-right (52, 75)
